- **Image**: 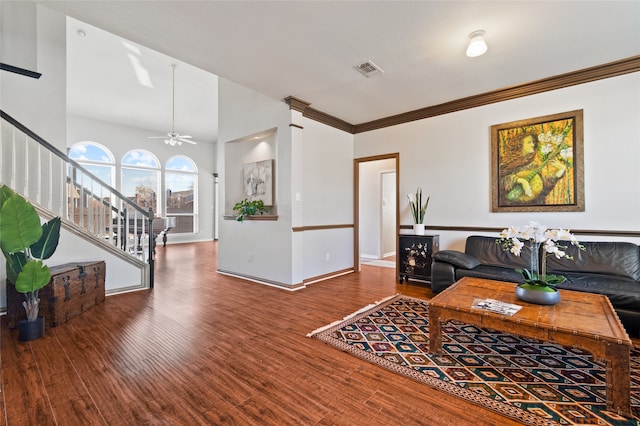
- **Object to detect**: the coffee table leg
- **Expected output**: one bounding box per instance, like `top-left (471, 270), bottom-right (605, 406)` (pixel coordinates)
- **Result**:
top-left (606, 343), bottom-right (631, 417)
top-left (429, 306), bottom-right (442, 355)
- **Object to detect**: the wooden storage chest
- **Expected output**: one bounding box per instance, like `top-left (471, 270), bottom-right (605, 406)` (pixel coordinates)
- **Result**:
top-left (6, 261), bottom-right (106, 328)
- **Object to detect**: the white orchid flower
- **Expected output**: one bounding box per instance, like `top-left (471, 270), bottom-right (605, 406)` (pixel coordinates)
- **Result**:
top-left (552, 134), bottom-right (564, 145)
top-left (560, 147), bottom-right (573, 160)
top-left (541, 143), bottom-right (554, 154)
top-left (510, 238), bottom-right (523, 255)
top-left (538, 132), bottom-right (552, 143)
top-left (554, 229), bottom-right (574, 241)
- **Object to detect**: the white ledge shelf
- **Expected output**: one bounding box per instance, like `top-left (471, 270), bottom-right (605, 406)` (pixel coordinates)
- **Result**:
top-left (223, 215), bottom-right (279, 221)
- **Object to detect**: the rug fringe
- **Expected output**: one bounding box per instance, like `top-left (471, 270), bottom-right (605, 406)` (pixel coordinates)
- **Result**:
top-left (306, 293), bottom-right (400, 337)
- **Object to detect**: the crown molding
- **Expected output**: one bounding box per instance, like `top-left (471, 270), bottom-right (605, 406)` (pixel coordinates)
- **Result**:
top-left (354, 55), bottom-right (640, 133)
top-left (284, 96), bottom-right (355, 133)
top-left (285, 55), bottom-right (640, 135)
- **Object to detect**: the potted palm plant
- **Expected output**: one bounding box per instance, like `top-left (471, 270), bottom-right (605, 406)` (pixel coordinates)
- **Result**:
top-left (0, 185), bottom-right (61, 341)
top-left (232, 198), bottom-right (268, 222)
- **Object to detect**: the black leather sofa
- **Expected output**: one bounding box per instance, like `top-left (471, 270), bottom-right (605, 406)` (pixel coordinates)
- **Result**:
top-left (431, 235), bottom-right (640, 336)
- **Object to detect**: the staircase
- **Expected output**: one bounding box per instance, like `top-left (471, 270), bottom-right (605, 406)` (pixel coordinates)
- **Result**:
top-left (0, 110), bottom-right (154, 297)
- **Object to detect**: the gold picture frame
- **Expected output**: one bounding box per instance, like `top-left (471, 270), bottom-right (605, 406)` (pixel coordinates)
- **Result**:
top-left (491, 110), bottom-right (584, 212)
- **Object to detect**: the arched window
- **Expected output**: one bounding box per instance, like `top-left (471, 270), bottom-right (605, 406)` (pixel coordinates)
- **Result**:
top-left (165, 156), bottom-right (198, 233)
top-left (121, 149), bottom-right (161, 214)
top-left (68, 142), bottom-right (115, 186)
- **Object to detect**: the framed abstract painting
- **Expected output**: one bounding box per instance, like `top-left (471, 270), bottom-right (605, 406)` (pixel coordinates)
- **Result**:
top-left (243, 159), bottom-right (274, 206)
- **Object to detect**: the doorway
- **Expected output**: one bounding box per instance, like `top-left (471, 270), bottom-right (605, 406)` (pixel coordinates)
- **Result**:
top-left (354, 154), bottom-right (399, 272)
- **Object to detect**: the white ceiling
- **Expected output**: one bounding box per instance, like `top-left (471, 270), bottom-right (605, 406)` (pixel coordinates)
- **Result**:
top-left (47, 1), bottom-right (640, 142)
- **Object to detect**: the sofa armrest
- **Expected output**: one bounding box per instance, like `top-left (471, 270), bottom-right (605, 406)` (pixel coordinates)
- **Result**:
top-left (432, 250), bottom-right (481, 270)
top-left (430, 262), bottom-right (457, 293)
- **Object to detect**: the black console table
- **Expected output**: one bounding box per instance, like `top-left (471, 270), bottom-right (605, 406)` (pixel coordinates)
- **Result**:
top-left (398, 234), bottom-right (439, 283)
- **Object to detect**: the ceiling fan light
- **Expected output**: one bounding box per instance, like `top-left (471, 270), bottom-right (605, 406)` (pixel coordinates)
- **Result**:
top-left (466, 30), bottom-right (488, 57)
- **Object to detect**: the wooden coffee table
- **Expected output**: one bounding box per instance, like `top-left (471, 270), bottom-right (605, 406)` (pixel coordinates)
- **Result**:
top-left (428, 276), bottom-right (633, 417)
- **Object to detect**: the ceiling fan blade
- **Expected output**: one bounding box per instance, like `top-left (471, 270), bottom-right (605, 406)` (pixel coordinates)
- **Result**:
top-left (178, 138), bottom-right (197, 145)
top-left (148, 136), bottom-right (167, 139)
top-left (179, 135), bottom-right (192, 139)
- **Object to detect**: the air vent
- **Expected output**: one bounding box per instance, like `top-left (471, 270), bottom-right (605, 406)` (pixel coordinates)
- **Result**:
top-left (353, 60), bottom-right (384, 78)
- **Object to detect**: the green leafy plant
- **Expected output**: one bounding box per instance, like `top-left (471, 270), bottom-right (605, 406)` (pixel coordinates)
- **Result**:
top-left (0, 185), bottom-right (61, 321)
top-left (232, 198), bottom-right (268, 222)
top-left (407, 187), bottom-right (430, 224)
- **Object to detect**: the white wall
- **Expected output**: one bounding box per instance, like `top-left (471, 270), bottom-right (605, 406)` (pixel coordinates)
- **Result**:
top-left (0, 5), bottom-right (66, 151)
top-left (217, 78), bottom-right (295, 285)
top-left (67, 115), bottom-right (216, 243)
top-left (49, 231), bottom-right (146, 293)
top-left (0, 5), bottom-right (68, 310)
top-left (354, 73), bottom-right (640, 251)
top-left (381, 171), bottom-right (396, 257)
top-left (217, 79), bottom-right (356, 286)
top-left (299, 116), bottom-right (354, 281)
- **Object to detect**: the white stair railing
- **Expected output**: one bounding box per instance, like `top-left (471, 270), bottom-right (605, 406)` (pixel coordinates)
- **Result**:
top-left (0, 110), bottom-right (155, 287)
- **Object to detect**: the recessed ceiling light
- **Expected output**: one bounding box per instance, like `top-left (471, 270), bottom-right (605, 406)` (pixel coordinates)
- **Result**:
top-left (77, 29), bottom-right (87, 38)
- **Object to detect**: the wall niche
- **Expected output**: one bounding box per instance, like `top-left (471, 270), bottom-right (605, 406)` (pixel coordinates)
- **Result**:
top-left (224, 128), bottom-right (277, 220)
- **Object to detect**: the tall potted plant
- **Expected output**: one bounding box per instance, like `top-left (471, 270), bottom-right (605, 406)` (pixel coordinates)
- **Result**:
top-left (407, 187), bottom-right (429, 235)
top-left (0, 185), bottom-right (61, 341)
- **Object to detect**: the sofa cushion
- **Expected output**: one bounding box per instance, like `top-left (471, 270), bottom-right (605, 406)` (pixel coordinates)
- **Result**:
top-left (456, 265), bottom-right (524, 284)
top-left (465, 236), bottom-right (530, 270)
top-left (433, 250), bottom-right (481, 269)
top-left (555, 272), bottom-right (640, 310)
top-left (547, 241), bottom-right (640, 281)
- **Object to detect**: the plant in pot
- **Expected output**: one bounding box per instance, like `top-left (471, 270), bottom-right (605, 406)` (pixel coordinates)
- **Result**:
top-left (0, 185), bottom-right (61, 341)
top-left (232, 198), bottom-right (268, 222)
top-left (407, 187), bottom-right (429, 235)
top-left (497, 221), bottom-right (584, 305)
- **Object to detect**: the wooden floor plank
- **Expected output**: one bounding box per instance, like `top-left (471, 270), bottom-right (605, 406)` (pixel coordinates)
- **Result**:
top-left (1, 331), bottom-right (56, 425)
top-left (2, 242), bottom-right (535, 425)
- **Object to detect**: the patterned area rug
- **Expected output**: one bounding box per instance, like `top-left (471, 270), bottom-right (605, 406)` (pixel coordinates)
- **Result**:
top-left (308, 294), bottom-right (640, 426)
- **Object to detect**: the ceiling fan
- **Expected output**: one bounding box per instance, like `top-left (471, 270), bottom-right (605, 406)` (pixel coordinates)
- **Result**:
top-left (148, 64), bottom-right (197, 146)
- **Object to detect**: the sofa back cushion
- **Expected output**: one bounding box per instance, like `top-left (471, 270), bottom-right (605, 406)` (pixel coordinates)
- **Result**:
top-left (546, 241), bottom-right (640, 281)
top-left (465, 236), bottom-right (530, 270)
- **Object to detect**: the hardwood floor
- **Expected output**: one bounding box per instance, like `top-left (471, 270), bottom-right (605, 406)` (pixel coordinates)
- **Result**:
top-left (1, 242), bottom-right (524, 425)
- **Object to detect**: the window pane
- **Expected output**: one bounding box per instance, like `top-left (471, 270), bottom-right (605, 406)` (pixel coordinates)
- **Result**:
top-left (79, 164), bottom-right (113, 187)
top-left (168, 215), bottom-right (194, 234)
top-left (166, 156), bottom-right (196, 172)
top-left (69, 143), bottom-right (114, 163)
top-left (122, 150), bottom-right (160, 168)
top-left (122, 168), bottom-right (158, 212)
top-left (166, 172), bottom-right (194, 214)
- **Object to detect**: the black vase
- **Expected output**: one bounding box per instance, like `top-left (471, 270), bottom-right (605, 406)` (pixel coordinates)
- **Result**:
top-left (18, 316), bottom-right (45, 341)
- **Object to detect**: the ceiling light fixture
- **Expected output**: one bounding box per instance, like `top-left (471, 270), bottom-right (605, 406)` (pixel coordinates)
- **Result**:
top-left (466, 30), bottom-right (487, 57)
